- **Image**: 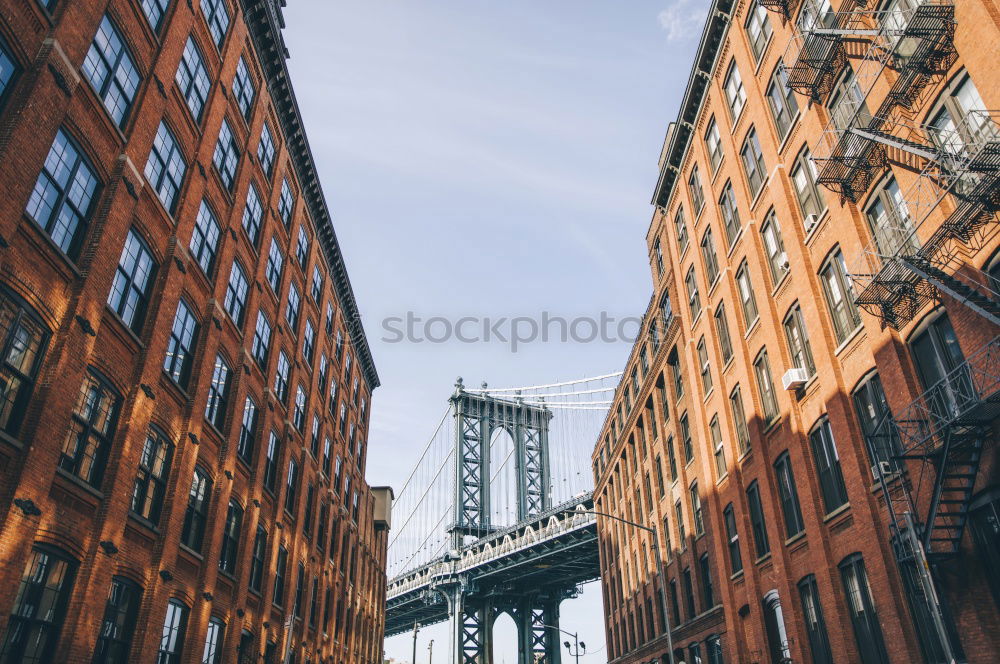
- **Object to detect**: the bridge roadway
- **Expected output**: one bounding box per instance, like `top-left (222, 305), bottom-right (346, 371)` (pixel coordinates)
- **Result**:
top-left (385, 494), bottom-right (600, 638)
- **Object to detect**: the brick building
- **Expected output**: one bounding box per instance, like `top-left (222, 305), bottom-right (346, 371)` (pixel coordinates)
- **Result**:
top-left (0, 1), bottom-right (390, 663)
top-left (592, 1), bottom-right (1000, 663)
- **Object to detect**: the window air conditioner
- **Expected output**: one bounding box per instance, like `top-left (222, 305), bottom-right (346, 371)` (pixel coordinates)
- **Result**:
top-left (778, 252), bottom-right (790, 271)
top-left (871, 461), bottom-right (894, 481)
top-left (782, 367), bottom-right (810, 391)
top-left (804, 214), bottom-right (819, 232)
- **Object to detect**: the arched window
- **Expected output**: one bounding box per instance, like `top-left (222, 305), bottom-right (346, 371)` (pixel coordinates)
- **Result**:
top-left (93, 576), bottom-right (143, 664)
top-left (0, 286), bottom-right (49, 436)
top-left (181, 466), bottom-right (212, 552)
top-left (157, 599), bottom-right (189, 664)
top-left (219, 500), bottom-right (243, 575)
top-left (0, 545), bottom-right (77, 663)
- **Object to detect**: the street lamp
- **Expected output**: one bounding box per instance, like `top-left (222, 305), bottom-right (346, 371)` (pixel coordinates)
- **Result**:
top-left (561, 509), bottom-right (676, 664)
top-left (538, 623), bottom-right (586, 664)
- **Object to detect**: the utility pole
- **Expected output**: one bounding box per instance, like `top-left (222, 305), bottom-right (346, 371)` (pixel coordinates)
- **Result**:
top-left (428, 639), bottom-right (435, 664)
top-left (412, 622), bottom-right (420, 664)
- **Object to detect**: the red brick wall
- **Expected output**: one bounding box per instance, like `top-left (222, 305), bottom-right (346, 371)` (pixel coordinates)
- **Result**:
top-left (0, 1), bottom-right (386, 662)
top-left (594, 1), bottom-right (1000, 663)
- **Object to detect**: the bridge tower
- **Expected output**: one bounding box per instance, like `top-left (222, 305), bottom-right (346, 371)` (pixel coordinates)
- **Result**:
top-left (443, 379), bottom-right (563, 664)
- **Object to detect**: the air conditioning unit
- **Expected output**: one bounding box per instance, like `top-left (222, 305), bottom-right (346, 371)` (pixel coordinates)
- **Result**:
top-left (871, 461), bottom-right (894, 481)
top-left (804, 214), bottom-right (819, 232)
top-left (778, 251), bottom-right (790, 271)
top-left (782, 367), bottom-right (810, 391)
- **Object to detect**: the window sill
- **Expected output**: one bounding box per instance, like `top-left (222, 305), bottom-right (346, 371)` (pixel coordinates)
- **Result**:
top-left (761, 416), bottom-right (782, 436)
top-left (834, 325), bottom-right (865, 357)
top-left (729, 569), bottom-right (745, 582)
top-left (743, 316), bottom-right (761, 340)
top-left (725, 225), bottom-right (746, 259)
top-left (179, 543), bottom-right (204, 561)
top-left (54, 467), bottom-right (104, 501)
top-left (0, 429), bottom-right (24, 452)
top-left (748, 177), bottom-right (770, 210)
top-left (804, 208), bottom-right (831, 245)
top-left (823, 502), bottom-right (852, 523)
top-left (769, 269), bottom-right (791, 296)
top-left (702, 387), bottom-right (714, 403)
top-left (19, 213), bottom-right (83, 281)
top-left (776, 113), bottom-right (802, 155)
top-left (754, 552), bottom-right (772, 566)
top-left (102, 305), bottom-right (146, 349)
top-left (127, 512), bottom-right (161, 535)
top-left (784, 531), bottom-right (806, 547)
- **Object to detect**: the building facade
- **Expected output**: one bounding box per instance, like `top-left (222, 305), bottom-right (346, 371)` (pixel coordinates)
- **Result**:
top-left (0, 1), bottom-right (389, 663)
top-left (593, 1), bottom-right (1000, 663)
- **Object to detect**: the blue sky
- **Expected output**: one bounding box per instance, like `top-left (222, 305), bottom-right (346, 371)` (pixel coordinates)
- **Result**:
top-left (282, 0), bottom-right (707, 660)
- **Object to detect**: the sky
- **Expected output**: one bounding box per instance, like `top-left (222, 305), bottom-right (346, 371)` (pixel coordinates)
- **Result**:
top-left (282, 0), bottom-right (708, 660)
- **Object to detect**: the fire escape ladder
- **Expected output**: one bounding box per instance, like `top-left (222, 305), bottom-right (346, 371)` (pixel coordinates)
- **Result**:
top-left (922, 429), bottom-right (985, 561)
top-left (897, 256), bottom-right (1000, 327)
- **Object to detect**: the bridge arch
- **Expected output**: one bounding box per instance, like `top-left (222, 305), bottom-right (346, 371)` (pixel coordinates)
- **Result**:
top-left (489, 425), bottom-right (517, 529)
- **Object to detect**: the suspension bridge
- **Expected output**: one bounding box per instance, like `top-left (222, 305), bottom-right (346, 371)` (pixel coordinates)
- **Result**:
top-left (385, 373), bottom-right (621, 664)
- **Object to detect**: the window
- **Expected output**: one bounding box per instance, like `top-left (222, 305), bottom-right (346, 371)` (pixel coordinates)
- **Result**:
top-left (304, 483), bottom-right (316, 535)
top-left (680, 412), bottom-right (694, 463)
top-left (201, 617), bottom-right (224, 664)
top-left (928, 74), bottom-right (994, 196)
top-left (279, 178), bottom-right (294, 226)
top-left (0, 37), bottom-right (16, 102)
top-left (745, 1), bottom-right (772, 61)
top-left (746, 481), bottom-right (770, 557)
top-left (828, 69), bottom-right (872, 134)
top-left (181, 467), bottom-right (212, 552)
top-left (685, 266), bottom-right (701, 320)
top-left (0, 546), bottom-right (76, 664)
top-left (242, 184), bottom-right (264, 246)
top-left (27, 128), bottom-right (99, 256)
top-left (735, 261), bottom-right (759, 326)
top-left (754, 349), bottom-right (779, 423)
top-left (132, 427), bottom-right (173, 524)
top-left (653, 238), bottom-right (664, 274)
top-left (83, 16), bottom-right (140, 128)
top-left (666, 435), bottom-right (678, 481)
top-left (762, 592), bottom-right (791, 664)
top-left (335, 329), bottom-right (344, 360)
top-left (700, 229), bottom-right (720, 285)
top-left (707, 635), bottom-right (725, 664)
top-left (839, 554), bottom-right (890, 664)
top-left (189, 201), bottom-right (221, 275)
top-left (213, 119), bottom-right (239, 190)
top-left (311, 266), bottom-right (323, 302)
top-left (691, 484), bottom-right (704, 536)
top-left (202, 0), bottom-right (230, 48)
top-left (688, 166), bottom-right (705, 214)
top-left (293, 385), bottom-right (306, 431)
top-left (219, 501), bottom-right (243, 575)
top-left (296, 225), bottom-right (309, 267)
top-left (699, 553), bottom-right (714, 609)
top-left (144, 122), bottom-right (186, 214)
top-left (258, 124), bottom-right (276, 178)
top-left (723, 504), bottom-right (742, 574)
top-left (286, 282), bottom-right (301, 331)
top-left (668, 348), bottom-right (683, 399)
top-left (157, 600), bottom-right (188, 664)
top-left (303, 320), bottom-right (316, 364)
top-left (224, 261), bottom-right (249, 325)
top-left (774, 452), bottom-right (805, 537)
top-left (740, 128), bottom-right (767, 197)
top-left (325, 302), bottom-right (335, 334)
top-left (176, 37), bottom-right (210, 121)
top-left (760, 211), bottom-right (787, 284)
top-left (236, 396), bottom-right (258, 465)
top-left (719, 181), bottom-right (741, 246)
top-left (251, 311), bottom-right (271, 368)
top-left (163, 300), bottom-right (197, 387)
top-left (697, 337), bottom-right (712, 394)
top-left (263, 431), bottom-right (280, 492)
top-left (711, 416), bottom-right (726, 478)
top-left (293, 563), bottom-right (305, 618)
top-left (798, 575), bottom-right (835, 664)
top-left (705, 118), bottom-right (723, 172)
top-left (675, 500), bottom-right (687, 548)
top-left (233, 57), bottom-right (256, 120)
top-left (274, 351), bottom-right (290, 402)
top-left (820, 248), bottom-right (861, 343)
top-left (674, 207), bottom-right (689, 253)
top-left (323, 436), bottom-right (332, 475)
top-left (853, 373), bottom-right (901, 471)
top-left (767, 65), bottom-right (798, 139)
top-left (791, 148), bottom-right (825, 222)
top-left (910, 314), bottom-right (969, 421)
top-left (682, 567), bottom-right (696, 618)
top-left (273, 546), bottom-right (288, 606)
top-left (265, 239), bottom-right (284, 292)
top-left (141, 0), bottom-right (171, 31)
top-left (60, 371), bottom-right (120, 487)
top-left (724, 63), bottom-right (747, 119)
top-left (285, 458), bottom-right (299, 515)
top-left (669, 579), bottom-right (681, 626)
top-left (108, 228), bottom-right (156, 333)
top-left (729, 385), bottom-right (750, 455)
top-left (205, 354), bottom-right (231, 429)
top-left (309, 578), bottom-right (319, 627)
top-left (865, 176), bottom-right (918, 258)
top-left (249, 527), bottom-right (267, 593)
top-left (808, 418), bottom-right (850, 514)
top-left (783, 303), bottom-right (816, 376)
top-left (714, 305), bottom-right (733, 364)
top-left (93, 577), bottom-right (142, 664)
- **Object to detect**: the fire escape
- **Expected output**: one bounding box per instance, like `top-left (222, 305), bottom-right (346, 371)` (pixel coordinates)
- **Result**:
top-left (785, 2), bottom-right (1000, 662)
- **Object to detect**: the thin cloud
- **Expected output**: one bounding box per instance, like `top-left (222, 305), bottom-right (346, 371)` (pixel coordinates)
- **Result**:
top-left (658, 0), bottom-right (710, 42)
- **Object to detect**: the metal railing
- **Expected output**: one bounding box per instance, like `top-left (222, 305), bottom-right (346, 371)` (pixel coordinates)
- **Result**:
top-left (869, 336), bottom-right (1000, 457)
